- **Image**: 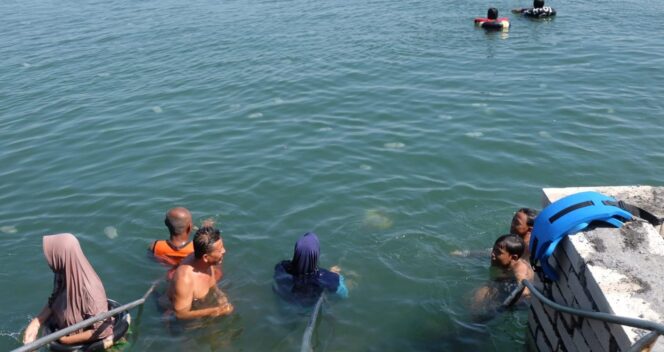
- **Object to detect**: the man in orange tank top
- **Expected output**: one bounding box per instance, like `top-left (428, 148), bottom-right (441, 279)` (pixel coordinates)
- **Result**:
top-left (150, 207), bottom-right (194, 266)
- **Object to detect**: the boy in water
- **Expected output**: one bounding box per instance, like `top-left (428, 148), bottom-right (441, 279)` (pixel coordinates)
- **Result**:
top-left (490, 234), bottom-right (534, 292)
top-left (510, 208), bottom-right (538, 257)
top-left (473, 234), bottom-right (534, 310)
top-left (512, 0), bottom-right (556, 18)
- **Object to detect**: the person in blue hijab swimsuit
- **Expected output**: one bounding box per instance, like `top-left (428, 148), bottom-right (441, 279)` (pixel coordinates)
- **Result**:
top-left (273, 232), bottom-right (349, 305)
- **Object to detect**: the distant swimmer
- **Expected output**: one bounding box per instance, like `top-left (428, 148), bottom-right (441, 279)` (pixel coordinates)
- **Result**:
top-left (512, 0), bottom-right (556, 18)
top-left (164, 225), bottom-right (233, 320)
top-left (150, 207), bottom-right (194, 267)
top-left (273, 232), bottom-right (348, 306)
top-left (475, 7), bottom-right (510, 31)
top-left (23, 234), bottom-right (113, 346)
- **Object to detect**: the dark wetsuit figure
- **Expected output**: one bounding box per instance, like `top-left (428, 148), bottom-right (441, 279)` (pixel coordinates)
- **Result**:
top-left (520, 6), bottom-right (556, 18)
top-left (516, 0), bottom-right (556, 18)
top-left (273, 232), bottom-right (348, 306)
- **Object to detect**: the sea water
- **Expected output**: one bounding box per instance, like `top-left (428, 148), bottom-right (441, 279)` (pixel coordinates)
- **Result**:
top-left (1, 0), bottom-right (663, 350)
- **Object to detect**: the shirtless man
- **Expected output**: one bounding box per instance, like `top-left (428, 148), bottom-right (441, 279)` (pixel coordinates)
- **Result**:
top-left (167, 225), bottom-right (233, 319)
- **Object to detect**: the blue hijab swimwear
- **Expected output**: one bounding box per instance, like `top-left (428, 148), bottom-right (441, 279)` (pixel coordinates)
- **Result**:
top-left (273, 232), bottom-right (348, 305)
top-left (292, 232), bottom-right (320, 277)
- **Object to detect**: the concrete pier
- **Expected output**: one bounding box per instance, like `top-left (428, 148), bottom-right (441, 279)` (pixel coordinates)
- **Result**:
top-left (527, 186), bottom-right (664, 352)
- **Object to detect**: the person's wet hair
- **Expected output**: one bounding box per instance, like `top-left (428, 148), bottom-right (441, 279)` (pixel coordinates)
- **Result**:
top-left (493, 234), bottom-right (525, 258)
top-left (487, 7), bottom-right (499, 20)
top-left (534, 0), bottom-right (545, 8)
top-left (517, 208), bottom-right (539, 227)
top-left (193, 226), bottom-right (221, 258)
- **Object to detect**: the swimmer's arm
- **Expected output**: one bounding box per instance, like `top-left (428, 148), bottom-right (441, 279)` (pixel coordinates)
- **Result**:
top-left (172, 272), bottom-right (231, 319)
top-left (336, 275), bottom-right (349, 298)
top-left (211, 285), bottom-right (234, 314)
top-left (23, 305), bottom-right (51, 344)
top-left (58, 329), bottom-right (96, 345)
top-left (513, 262), bottom-right (534, 296)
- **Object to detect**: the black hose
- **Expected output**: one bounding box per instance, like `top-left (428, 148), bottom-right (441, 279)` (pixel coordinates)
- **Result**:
top-left (523, 279), bottom-right (664, 334)
top-left (501, 282), bottom-right (526, 308)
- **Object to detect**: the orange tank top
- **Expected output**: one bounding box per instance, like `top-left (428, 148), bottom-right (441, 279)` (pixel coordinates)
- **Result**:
top-left (151, 239), bottom-right (194, 266)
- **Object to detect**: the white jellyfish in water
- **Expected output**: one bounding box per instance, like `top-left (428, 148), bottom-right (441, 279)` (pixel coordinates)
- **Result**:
top-left (0, 226), bottom-right (18, 234)
top-left (363, 209), bottom-right (393, 230)
top-left (384, 142), bottom-right (405, 149)
top-left (538, 131), bottom-right (552, 139)
top-left (104, 226), bottom-right (118, 239)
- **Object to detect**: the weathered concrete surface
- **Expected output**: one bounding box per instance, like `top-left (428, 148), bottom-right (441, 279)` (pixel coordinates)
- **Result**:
top-left (542, 186), bottom-right (664, 351)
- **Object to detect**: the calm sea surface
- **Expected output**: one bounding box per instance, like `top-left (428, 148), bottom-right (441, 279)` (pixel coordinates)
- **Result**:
top-left (1, 0), bottom-right (664, 350)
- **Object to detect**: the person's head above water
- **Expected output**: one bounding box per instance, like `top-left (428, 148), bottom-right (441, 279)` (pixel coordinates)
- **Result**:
top-left (487, 7), bottom-right (499, 20)
top-left (533, 0), bottom-right (545, 8)
top-left (193, 226), bottom-right (224, 265)
top-left (291, 232), bottom-right (320, 277)
top-left (165, 207), bottom-right (192, 237)
top-left (491, 234), bottom-right (525, 268)
top-left (510, 208), bottom-right (539, 237)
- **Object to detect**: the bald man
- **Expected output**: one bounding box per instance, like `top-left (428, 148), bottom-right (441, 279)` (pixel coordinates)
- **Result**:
top-left (150, 207), bottom-right (195, 266)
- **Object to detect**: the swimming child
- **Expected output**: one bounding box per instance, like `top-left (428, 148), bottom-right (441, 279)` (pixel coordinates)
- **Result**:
top-left (510, 207), bottom-right (539, 257)
top-left (512, 0), bottom-right (556, 18)
top-left (490, 234), bottom-right (534, 292)
top-left (472, 234), bottom-right (534, 315)
top-left (273, 232), bottom-right (348, 305)
top-left (474, 7), bottom-right (510, 31)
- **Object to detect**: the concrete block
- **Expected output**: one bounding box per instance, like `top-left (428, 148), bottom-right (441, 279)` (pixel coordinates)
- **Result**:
top-left (561, 237), bottom-right (587, 275)
top-left (585, 319), bottom-right (610, 352)
top-left (551, 282), bottom-right (569, 307)
top-left (526, 326), bottom-right (539, 352)
top-left (567, 273), bottom-right (593, 311)
top-left (531, 296), bottom-right (561, 349)
top-left (556, 317), bottom-right (577, 352)
top-left (528, 308), bottom-right (538, 340)
top-left (606, 321), bottom-right (632, 351)
top-left (572, 329), bottom-right (590, 352)
top-left (581, 264), bottom-right (613, 313)
top-left (580, 318), bottom-right (605, 352)
top-left (552, 245), bottom-right (573, 280)
top-left (537, 326), bottom-right (554, 352)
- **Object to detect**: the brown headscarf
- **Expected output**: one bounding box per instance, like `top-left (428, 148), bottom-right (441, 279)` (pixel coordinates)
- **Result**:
top-left (43, 233), bottom-right (113, 340)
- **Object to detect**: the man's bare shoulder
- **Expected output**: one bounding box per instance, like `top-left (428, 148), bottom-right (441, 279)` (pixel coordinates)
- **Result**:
top-left (513, 259), bottom-right (534, 280)
top-left (172, 263), bottom-right (195, 282)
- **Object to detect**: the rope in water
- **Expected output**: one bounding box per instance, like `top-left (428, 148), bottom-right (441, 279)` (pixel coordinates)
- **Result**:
top-left (300, 293), bottom-right (326, 352)
top-left (13, 281), bottom-right (158, 352)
